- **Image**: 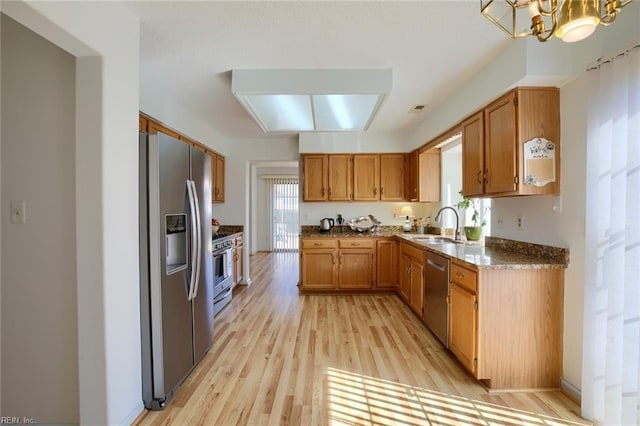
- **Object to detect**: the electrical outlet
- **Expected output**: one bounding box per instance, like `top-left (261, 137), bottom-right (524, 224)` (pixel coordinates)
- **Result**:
top-left (10, 200), bottom-right (26, 224)
top-left (496, 216), bottom-right (504, 229)
top-left (516, 215), bottom-right (524, 231)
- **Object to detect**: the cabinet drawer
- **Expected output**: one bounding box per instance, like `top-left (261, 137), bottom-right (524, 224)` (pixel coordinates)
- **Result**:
top-left (301, 238), bottom-right (338, 249)
top-left (339, 239), bottom-right (374, 249)
top-left (451, 263), bottom-right (477, 293)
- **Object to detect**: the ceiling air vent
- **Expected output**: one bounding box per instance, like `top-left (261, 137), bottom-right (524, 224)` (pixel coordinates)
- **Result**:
top-left (409, 105), bottom-right (426, 114)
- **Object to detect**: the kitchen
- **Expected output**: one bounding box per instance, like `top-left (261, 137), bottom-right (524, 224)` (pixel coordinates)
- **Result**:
top-left (1, 1), bottom-right (639, 425)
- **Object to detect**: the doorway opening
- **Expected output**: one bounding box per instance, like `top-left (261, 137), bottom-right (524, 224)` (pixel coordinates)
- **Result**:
top-left (267, 177), bottom-right (299, 252)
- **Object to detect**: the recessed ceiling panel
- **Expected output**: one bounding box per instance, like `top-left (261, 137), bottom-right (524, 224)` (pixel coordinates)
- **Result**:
top-left (232, 69), bottom-right (392, 133)
top-left (313, 94), bottom-right (383, 131)
top-left (242, 94), bottom-right (314, 131)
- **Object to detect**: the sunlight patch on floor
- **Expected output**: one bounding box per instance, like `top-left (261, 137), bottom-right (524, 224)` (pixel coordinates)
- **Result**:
top-left (326, 367), bottom-right (587, 426)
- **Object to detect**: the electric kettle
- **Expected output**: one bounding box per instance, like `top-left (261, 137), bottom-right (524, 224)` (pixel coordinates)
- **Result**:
top-left (319, 217), bottom-right (335, 232)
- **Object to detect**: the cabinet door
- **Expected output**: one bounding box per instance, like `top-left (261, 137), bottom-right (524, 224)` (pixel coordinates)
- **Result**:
top-left (399, 254), bottom-right (412, 302)
top-left (409, 258), bottom-right (424, 316)
top-left (449, 283), bottom-right (477, 375)
top-left (234, 242), bottom-right (243, 284)
top-left (338, 250), bottom-right (374, 289)
top-left (405, 151), bottom-right (419, 201)
top-left (376, 240), bottom-right (397, 289)
top-left (353, 154), bottom-right (380, 201)
top-left (484, 92), bottom-right (517, 195)
top-left (328, 154), bottom-right (352, 201)
top-left (303, 155), bottom-right (328, 201)
top-left (211, 153), bottom-right (225, 203)
top-left (461, 112), bottom-right (485, 197)
top-left (300, 249), bottom-right (337, 289)
top-left (379, 154), bottom-right (405, 201)
top-left (418, 149), bottom-right (441, 202)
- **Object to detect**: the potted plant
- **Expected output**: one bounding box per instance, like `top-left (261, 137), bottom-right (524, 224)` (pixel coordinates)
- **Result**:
top-left (456, 192), bottom-right (487, 241)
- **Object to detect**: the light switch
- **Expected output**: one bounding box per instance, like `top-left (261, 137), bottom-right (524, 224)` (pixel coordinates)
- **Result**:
top-left (10, 200), bottom-right (26, 224)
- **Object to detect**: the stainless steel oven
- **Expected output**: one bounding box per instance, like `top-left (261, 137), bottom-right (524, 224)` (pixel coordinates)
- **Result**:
top-left (212, 236), bottom-right (233, 316)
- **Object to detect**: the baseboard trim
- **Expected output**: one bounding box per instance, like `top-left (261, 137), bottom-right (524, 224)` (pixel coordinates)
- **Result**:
top-left (560, 378), bottom-right (582, 405)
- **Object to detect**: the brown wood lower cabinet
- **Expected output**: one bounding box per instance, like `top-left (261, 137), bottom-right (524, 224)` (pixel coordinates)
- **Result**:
top-left (338, 249), bottom-right (374, 289)
top-left (449, 282), bottom-right (477, 374)
top-left (448, 261), bottom-right (564, 390)
top-left (400, 242), bottom-right (425, 316)
top-left (300, 238), bottom-right (376, 291)
top-left (376, 239), bottom-right (397, 289)
top-left (232, 234), bottom-right (243, 287)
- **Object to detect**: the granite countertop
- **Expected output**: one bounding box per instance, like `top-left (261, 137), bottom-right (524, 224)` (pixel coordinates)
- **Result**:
top-left (301, 226), bottom-right (568, 270)
top-left (396, 234), bottom-right (568, 270)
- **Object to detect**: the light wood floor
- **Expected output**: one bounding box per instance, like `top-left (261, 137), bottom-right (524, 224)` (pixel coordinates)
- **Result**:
top-left (134, 252), bottom-right (588, 426)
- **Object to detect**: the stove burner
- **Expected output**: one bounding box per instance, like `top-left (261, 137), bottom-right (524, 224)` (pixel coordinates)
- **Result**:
top-left (212, 232), bottom-right (231, 240)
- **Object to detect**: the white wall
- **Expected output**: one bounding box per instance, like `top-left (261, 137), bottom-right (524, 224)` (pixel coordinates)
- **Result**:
top-left (1, 1), bottom-right (142, 424)
top-left (214, 137), bottom-right (299, 225)
top-left (299, 130), bottom-right (412, 153)
top-left (1, 15), bottom-right (78, 423)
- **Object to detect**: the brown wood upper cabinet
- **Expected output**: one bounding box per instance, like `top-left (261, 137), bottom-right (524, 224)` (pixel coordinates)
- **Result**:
top-left (461, 87), bottom-right (560, 198)
top-left (302, 153), bottom-right (406, 202)
top-left (328, 154), bottom-right (352, 201)
top-left (302, 154), bottom-right (328, 201)
top-left (141, 113), bottom-right (226, 203)
top-left (405, 149), bottom-right (440, 202)
top-left (211, 153), bottom-right (225, 203)
top-left (353, 154), bottom-right (380, 201)
top-left (379, 154), bottom-right (405, 201)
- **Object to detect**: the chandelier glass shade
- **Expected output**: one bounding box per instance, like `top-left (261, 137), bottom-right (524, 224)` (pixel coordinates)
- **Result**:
top-left (481, 0), bottom-right (632, 43)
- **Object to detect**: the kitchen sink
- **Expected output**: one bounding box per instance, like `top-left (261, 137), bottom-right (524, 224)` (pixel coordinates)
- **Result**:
top-left (414, 236), bottom-right (455, 244)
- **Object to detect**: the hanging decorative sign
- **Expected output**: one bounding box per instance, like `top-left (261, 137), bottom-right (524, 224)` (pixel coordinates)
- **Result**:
top-left (524, 137), bottom-right (556, 187)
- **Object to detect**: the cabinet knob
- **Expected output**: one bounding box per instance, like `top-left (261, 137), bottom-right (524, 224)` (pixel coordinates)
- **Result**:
top-left (373, 187), bottom-right (378, 196)
top-left (380, 187), bottom-right (384, 195)
top-left (322, 187), bottom-right (326, 196)
top-left (476, 170), bottom-right (482, 185)
top-left (456, 272), bottom-right (464, 278)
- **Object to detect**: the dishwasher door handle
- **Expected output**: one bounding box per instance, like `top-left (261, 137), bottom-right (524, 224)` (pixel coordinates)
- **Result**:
top-left (427, 258), bottom-right (446, 272)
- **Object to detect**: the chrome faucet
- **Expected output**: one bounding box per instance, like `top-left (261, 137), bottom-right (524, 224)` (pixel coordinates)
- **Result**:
top-left (434, 206), bottom-right (460, 240)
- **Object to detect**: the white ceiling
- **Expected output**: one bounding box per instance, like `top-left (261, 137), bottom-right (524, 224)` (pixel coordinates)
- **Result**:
top-left (126, 1), bottom-right (511, 139)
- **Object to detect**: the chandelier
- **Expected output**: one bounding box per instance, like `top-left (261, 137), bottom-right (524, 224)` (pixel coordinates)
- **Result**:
top-left (481, 0), bottom-right (632, 43)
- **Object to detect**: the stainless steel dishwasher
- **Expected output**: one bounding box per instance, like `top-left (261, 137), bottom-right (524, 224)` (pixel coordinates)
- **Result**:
top-left (424, 251), bottom-right (450, 347)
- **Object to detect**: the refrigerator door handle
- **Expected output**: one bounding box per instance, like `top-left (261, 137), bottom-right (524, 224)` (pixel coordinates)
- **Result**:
top-left (190, 180), bottom-right (202, 299)
top-left (186, 180), bottom-right (198, 300)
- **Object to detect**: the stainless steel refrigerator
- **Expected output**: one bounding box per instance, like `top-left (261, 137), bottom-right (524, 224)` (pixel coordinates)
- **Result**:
top-left (139, 131), bottom-right (214, 410)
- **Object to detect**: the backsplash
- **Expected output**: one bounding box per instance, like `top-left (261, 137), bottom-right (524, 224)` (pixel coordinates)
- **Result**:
top-left (217, 225), bottom-right (244, 234)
